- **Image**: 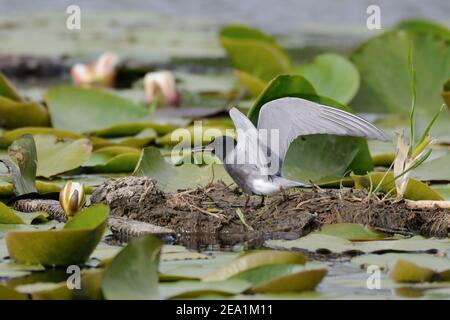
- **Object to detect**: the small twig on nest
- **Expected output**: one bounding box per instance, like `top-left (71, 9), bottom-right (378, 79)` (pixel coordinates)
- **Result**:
top-left (294, 196), bottom-right (331, 209)
top-left (405, 200), bottom-right (450, 210)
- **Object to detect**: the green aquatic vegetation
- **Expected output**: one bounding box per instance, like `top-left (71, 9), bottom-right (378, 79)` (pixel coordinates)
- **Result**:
top-left (220, 25), bottom-right (360, 104)
top-left (5, 204), bottom-right (109, 266)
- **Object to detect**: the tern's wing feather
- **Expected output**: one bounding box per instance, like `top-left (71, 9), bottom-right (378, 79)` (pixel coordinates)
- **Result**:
top-left (229, 107), bottom-right (269, 173)
top-left (257, 97), bottom-right (391, 175)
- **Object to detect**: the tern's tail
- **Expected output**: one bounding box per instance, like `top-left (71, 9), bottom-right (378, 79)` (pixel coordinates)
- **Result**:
top-left (273, 177), bottom-right (312, 189)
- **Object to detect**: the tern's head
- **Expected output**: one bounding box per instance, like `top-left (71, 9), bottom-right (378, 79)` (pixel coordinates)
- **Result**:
top-left (193, 135), bottom-right (237, 161)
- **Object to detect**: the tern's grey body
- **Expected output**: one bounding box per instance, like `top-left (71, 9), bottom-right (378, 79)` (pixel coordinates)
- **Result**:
top-left (203, 97), bottom-right (390, 198)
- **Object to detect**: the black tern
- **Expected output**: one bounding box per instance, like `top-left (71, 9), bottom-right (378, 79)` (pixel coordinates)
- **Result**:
top-left (195, 97), bottom-right (390, 207)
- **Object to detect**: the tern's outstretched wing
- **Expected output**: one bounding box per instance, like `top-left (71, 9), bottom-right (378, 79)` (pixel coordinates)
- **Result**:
top-left (229, 107), bottom-right (270, 173)
top-left (257, 97), bottom-right (391, 175)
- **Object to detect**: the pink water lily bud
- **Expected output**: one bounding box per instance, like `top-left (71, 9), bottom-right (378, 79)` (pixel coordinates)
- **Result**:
top-left (144, 70), bottom-right (181, 107)
top-left (71, 52), bottom-right (119, 87)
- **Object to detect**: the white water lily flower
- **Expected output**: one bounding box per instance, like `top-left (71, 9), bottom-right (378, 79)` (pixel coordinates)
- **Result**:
top-left (59, 181), bottom-right (86, 217)
top-left (143, 70), bottom-right (180, 106)
top-left (71, 52), bottom-right (119, 87)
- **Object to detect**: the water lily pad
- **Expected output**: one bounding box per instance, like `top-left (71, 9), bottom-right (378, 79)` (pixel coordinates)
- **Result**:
top-left (315, 223), bottom-right (389, 241)
top-left (412, 152), bottom-right (450, 182)
top-left (159, 279), bottom-right (251, 299)
top-left (0, 127), bottom-right (85, 148)
top-left (233, 70), bottom-right (267, 96)
top-left (88, 121), bottom-right (185, 137)
top-left (15, 282), bottom-right (72, 300)
top-left (1, 135), bottom-right (37, 195)
top-left (0, 72), bottom-right (22, 102)
top-left (351, 27), bottom-right (450, 114)
top-left (203, 250), bottom-right (307, 282)
top-left (107, 128), bottom-right (157, 148)
top-left (295, 53), bottom-right (360, 104)
top-left (266, 234), bottom-right (450, 254)
top-left (232, 263), bottom-right (327, 293)
top-left (5, 204), bottom-right (109, 266)
top-left (220, 25), bottom-right (292, 84)
top-left (134, 147), bottom-right (233, 192)
top-left (157, 124), bottom-right (234, 146)
top-left (34, 135), bottom-right (92, 178)
top-left (84, 151), bottom-right (140, 173)
top-left (0, 284), bottom-right (27, 300)
top-left (101, 235), bottom-right (162, 300)
top-left (0, 202), bottom-right (47, 224)
top-left (45, 86), bottom-right (152, 133)
top-left (352, 253), bottom-right (450, 282)
top-left (0, 179), bottom-right (63, 197)
top-left (0, 96), bottom-right (50, 129)
top-left (352, 171), bottom-right (443, 200)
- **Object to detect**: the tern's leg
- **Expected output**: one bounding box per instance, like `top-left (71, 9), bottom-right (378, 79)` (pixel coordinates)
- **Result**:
top-left (258, 195), bottom-right (265, 208)
top-left (280, 187), bottom-right (289, 202)
top-left (244, 194), bottom-right (250, 210)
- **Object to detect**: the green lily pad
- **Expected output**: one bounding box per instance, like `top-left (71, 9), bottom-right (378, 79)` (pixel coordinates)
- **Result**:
top-left (0, 284), bottom-right (27, 300)
top-left (88, 121), bottom-right (186, 137)
top-left (232, 263), bottom-right (327, 293)
top-left (351, 27), bottom-right (450, 114)
top-left (134, 147), bottom-right (233, 192)
top-left (0, 72), bottom-right (22, 102)
top-left (352, 171), bottom-right (443, 200)
top-left (157, 124), bottom-right (234, 146)
top-left (203, 250), bottom-right (307, 282)
top-left (159, 279), bottom-right (251, 299)
top-left (247, 74), bottom-right (374, 182)
top-left (266, 234), bottom-right (450, 254)
top-left (84, 149), bottom-right (140, 173)
top-left (432, 184), bottom-right (450, 200)
top-left (45, 86), bottom-right (152, 133)
top-left (412, 152), bottom-right (450, 182)
top-left (220, 25), bottom-right (292, 84)
top-left (101, 235), bottom-right (162, 300)
top-left (159, 252), bottom-right (238, 282)
top-left (396, 19), bottom-right (450, 40)
top-left (295, 53), bottom-right (360, 105)
top-left (233, 70), bottom-right (267, 96)
top-left (34, 135), bottom-right (92, 178)
top-left (0, 202), bottom-right (47, 224)
top-left (2, 135), bottom-right (37, 195)
top-left (0, 96), bottom-right (50, 129)
top-left (315, 223), bottom-right (389, 241)
top-left (0, 179), bottom-right (64, 197)
top-left (352, 253), bottom-right (450, 283)
top-left (5, 204), bottom-right (109, 266)
top-left (15, 282), bottom-right (72, 300)
top-left (0, 127), bottom-right (85, 148)
top-left (107, 128), bottom-right (157, 148)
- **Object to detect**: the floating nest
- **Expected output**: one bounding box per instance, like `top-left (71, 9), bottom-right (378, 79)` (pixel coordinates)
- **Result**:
top-left (14, 177), bottom-right (450, 247)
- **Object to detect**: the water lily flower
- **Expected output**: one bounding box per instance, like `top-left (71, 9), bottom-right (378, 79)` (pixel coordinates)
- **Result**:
top-left (71, 52), bottom-right (119, 87)
top-left (59, 181), bottom-right (86, 217)
top-left (143, 70), bottom-right (180, 106)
